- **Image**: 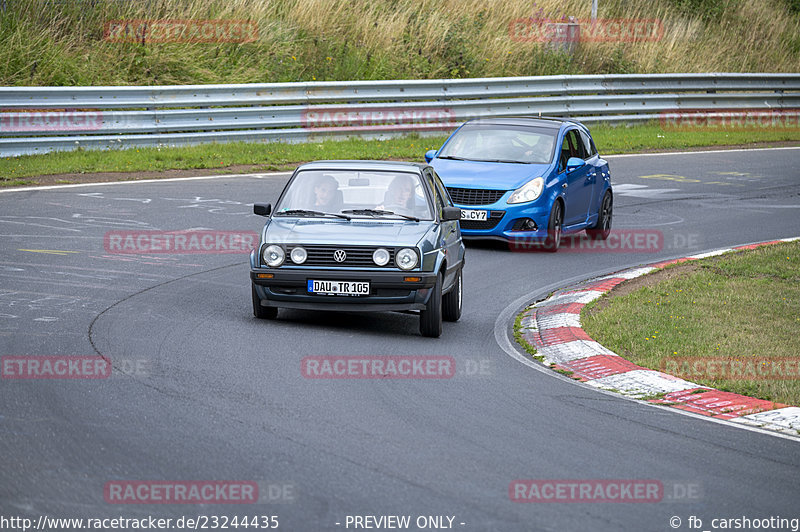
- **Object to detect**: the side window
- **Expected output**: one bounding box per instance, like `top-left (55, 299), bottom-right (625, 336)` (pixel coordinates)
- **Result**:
top-left (568, 130), bottom-right (587, 159)
top-left (558, 133), bottom-right (572, 173)
top-left (579, 130), bottom-right (597, 158)
top-left (424, 171), bottom-right (444, 216)
top-left (432, 170), bottom-right (454, 207)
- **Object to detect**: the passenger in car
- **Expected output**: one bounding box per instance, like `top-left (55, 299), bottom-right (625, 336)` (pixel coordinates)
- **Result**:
top-left (377, 175), bottom-right (416, 214)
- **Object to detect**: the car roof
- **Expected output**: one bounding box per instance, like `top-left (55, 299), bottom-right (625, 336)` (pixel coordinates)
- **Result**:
top-left (297, 160), bottom-right (427, 173)
top-left (460, 116), bottom-right (584, 130)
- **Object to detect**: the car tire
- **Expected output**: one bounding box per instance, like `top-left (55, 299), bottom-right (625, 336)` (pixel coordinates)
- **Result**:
top-left (587, 191), bottom-right (612, 240)
top-left (442, 269), bottom-right (462, 322)
top-left (543, 201), bottom-right (563, 252)
top-left (252, 283), bottom-right (278, 320)
top-left (420, 272), bottom-right (443, 338)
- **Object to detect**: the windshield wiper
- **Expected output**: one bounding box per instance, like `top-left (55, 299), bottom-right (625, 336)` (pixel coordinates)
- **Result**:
top-left (472, 158), bottom-right (528, 164)
top-left (341, 209), bottom-right (420, 222)
top-left (275, 209), bottom-right (351, 220)
top-left (436, 155), bottom-right (469, 161)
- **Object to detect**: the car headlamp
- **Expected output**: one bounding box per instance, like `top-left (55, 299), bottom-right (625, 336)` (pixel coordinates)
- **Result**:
top-left (395, 248), bottom-right (418, 270)
top-left (290, 246), bottom-right (307, 264)
top-left (508, 177), bottom-right (545, 204)
top-left (263, 245), bottom-right (285, 267)
top-left (373, 248), bottom-right (390, 266)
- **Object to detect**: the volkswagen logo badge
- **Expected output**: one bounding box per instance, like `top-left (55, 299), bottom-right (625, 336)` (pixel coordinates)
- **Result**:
top-left (333, 249), bottom-right (347, 263)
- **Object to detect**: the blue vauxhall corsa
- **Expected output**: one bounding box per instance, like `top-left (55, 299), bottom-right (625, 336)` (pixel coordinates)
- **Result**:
top-left (250, 160), bottom-right (465, 338)
top-left (425, 117), bottom-right (613, 251)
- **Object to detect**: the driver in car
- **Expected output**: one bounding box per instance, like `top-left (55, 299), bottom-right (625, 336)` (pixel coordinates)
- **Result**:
top-left (311, 175), bottom-right (341, 211)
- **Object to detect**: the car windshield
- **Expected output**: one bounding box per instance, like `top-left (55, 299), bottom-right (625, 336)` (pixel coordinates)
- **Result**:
top-left (437, 125), bottom-right (557, 164)
top-left (275, 170), bottom-right (433, 220)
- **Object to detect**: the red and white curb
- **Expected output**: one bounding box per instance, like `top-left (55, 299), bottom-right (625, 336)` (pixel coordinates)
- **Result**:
top-left (517, 237), bottom-right (800, 437)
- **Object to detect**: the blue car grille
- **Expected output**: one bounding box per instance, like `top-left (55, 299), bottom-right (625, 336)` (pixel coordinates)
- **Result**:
top-left (446, 187), bottom-right (507, 206)
top-left (290, 245), bottom-right (395, 267)
top-left (459, 211), bottom-right (505, 230)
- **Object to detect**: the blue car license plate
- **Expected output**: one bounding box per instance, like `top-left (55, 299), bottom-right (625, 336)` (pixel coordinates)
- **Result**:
top-left (308, 280), bottom-right (370, 296)
top-left (460, 209), bottom-right (488, 221)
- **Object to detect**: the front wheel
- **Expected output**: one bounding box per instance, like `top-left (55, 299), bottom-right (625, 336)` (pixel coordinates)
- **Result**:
top-left (442, 269), bottom-right (462, 322)
top-left (543, 201), bottom-right (563, 252)
top-left (252, 283), bottom-right (278, 320)
top-left (419, 273), bottom-right (443, 338)
top-left (587, 191), bottom-right (612, 240)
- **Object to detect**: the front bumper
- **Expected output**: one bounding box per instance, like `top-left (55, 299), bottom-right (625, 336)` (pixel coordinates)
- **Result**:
top-left (458, 202), bottom-right (552, 242)
top-left (251, 268), bottom-right (438, 312)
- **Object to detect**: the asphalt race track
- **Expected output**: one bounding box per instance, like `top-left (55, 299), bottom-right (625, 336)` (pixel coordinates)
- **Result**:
top-left (1, 147), bottom-right (799, 531)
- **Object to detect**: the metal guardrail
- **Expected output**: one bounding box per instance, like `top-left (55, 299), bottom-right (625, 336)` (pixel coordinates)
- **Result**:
top-left (1, 73), bottom-right (798, 156)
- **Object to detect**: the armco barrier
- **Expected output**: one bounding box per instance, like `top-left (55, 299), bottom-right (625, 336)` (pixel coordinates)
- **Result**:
top-left (1, 73), bottom-right (798, 156)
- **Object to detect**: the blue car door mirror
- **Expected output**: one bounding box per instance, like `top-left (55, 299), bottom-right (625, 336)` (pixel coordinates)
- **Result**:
top-left (566, 157), bottom-right (586, 173)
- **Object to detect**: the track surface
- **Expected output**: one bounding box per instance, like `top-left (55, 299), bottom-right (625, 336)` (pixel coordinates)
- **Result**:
top-left (1, 148), bottom-right (799, 531)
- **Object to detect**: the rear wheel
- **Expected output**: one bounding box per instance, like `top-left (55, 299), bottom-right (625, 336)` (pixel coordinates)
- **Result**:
top-left (442, 269), bottom-right (462, 322)
top-left (419, 273), bottom-right (443, 338)
top-left (252, 283), bottom-right (278, 320)
top-left (543, 201), bottom-right (563, 252)
top-left (587, 191), bottom-right (612, 240)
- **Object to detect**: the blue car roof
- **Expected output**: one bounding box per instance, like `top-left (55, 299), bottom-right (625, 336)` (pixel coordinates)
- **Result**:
top-left (460, 116), bottom-right (583, 130)
top-left (296, 160), bottom-right (427, 173)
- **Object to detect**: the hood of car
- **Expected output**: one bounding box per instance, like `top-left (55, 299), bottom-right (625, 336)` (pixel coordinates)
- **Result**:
top-left (264, 217), bottom-right (433, 247)
top-left (432, 158), bottom-right (553, 190)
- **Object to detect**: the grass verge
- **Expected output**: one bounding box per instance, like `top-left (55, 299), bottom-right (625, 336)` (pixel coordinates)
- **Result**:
top-left (581, 241), bottom-right (800, 406)
top-left (3, 123), bottom-right (799, 186)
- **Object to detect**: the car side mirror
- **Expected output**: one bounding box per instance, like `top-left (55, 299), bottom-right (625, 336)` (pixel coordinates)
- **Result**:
top-left (424, 149), bottom-right (437, 163)
top-left (253, 203), bottom-right (272, 216)
top-left (566, 157), bottom-right (585, 173)
top-left (442, 206), bottom-right (461, 221)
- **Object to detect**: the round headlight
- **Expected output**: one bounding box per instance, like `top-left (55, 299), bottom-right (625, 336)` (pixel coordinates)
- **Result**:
top-left (290, 246), bottom-right (307, 264)
top-left (395, 248), bottom-right (418, 270)
top-left (373, 248), bottom-right (390, 266)
top-left (263, 245), bottom-right (285, 267)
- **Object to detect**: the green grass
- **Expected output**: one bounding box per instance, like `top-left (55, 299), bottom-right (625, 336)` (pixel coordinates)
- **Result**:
top-left (2, 0), bottom-right (799, 86)
top-left (514, 310), bottom-right (543, 362)
top-left (581, 241), bottom-right (800, 406)
top-left (3, 123), bottom-right (799, 186)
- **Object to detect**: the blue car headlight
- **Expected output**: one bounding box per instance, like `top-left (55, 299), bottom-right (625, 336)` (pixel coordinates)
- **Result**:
top-left (508, 177), bottom-right (544, 204)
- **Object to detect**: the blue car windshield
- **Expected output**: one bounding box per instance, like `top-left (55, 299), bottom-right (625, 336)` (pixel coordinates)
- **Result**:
top-left (438, 125), bottom-right (557, 164)
top-left (275, 170), bottom-right (434, 220)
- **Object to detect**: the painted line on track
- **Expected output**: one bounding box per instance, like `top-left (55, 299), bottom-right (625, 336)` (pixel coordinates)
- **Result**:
top-left (0, 171), bottom-right (293, 194)
top-left (495, 237), bottom-right (800, 443)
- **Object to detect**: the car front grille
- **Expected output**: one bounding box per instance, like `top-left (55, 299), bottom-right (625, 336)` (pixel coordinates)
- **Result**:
top-left (446, 187), bottom-right (507, 206)
top-left (459, 211), bottom-right (505, 231)
top-left (289, 245), bottom-right (395, 267)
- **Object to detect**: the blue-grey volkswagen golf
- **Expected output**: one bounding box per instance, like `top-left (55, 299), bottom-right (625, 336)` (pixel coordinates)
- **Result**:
top-left (250, 160), bottom-right (465, 337)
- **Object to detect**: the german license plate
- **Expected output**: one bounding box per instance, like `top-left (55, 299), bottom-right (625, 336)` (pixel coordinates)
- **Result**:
top-left (308, 280), bottom-right (370, 296)
top-left (460, 209), bottom-right (488, 221)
